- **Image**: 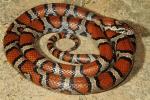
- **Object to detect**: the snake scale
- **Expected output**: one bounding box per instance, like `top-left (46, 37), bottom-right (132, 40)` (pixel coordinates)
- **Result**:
top-left (3, 3), bottom-right (136, 94)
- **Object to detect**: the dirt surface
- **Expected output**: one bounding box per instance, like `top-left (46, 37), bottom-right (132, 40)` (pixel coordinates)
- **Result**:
top-left (0, 0), bottom-right (150, 100)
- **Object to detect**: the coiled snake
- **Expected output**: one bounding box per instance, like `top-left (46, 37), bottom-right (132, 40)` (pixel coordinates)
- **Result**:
top-left (3, 3), bottom-right (136, 94)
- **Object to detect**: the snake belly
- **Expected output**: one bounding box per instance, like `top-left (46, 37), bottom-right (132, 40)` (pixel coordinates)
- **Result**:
top-left (3, 3), bottom-right (136, 94)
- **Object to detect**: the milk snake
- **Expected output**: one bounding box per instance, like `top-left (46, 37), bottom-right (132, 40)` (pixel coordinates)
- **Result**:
top-left (3, 3), bottom-right (136, 94)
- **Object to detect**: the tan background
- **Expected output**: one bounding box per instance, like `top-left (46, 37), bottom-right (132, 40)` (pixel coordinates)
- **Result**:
top-left (0, 0), bottom-right (150, 100)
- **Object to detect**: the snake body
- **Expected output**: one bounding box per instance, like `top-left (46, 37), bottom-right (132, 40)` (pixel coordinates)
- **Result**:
top-left (3, 3), bottom-right (136, 94)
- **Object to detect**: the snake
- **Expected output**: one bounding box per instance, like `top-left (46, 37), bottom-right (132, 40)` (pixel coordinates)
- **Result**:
top-left (3, 3), bottom-right (136, 94)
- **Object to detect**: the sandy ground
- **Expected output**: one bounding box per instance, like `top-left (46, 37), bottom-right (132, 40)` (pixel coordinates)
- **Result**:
top-left (0, 0), bottom-right (150, 100)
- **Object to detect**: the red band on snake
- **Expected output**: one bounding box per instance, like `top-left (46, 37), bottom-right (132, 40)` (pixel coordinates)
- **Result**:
top-left (3, 3), bottom-right (136, 94)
